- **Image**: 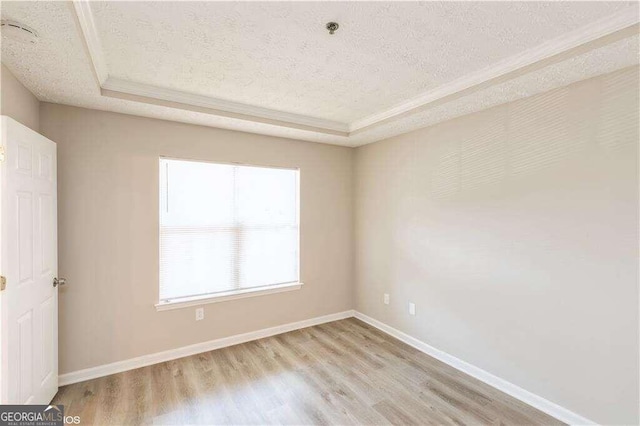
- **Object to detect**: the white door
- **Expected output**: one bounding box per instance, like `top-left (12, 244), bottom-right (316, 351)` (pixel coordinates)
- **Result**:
top-left (0, 116), bottom-right (58, 404)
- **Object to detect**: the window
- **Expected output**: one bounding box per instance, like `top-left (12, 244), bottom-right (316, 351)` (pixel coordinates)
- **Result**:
top-left (158, 158), bottom-right (300, 308)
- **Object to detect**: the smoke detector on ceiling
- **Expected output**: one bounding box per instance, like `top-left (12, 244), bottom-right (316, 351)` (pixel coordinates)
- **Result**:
top-left (1, 20), bottom-right (39, 44)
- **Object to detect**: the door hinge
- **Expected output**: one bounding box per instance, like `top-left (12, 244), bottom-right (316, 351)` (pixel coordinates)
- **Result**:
top-left (0, 276), bottom-right (6, 291)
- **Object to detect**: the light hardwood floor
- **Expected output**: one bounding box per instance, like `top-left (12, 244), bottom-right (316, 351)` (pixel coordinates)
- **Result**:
top-left (53, 318), bottom-right (562, 425)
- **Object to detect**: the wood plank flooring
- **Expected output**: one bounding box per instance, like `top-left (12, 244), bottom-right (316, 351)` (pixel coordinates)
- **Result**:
top-left (53, 318), bottom-right (563, 425)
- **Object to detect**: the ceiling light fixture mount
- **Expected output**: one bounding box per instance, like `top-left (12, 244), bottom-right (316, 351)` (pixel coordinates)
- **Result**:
top-left (326, 22), bottom-right (339, 35)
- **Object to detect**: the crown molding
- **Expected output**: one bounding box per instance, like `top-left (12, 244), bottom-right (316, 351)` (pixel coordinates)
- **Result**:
top-left (349, 5), bottom-right (640, 133)
top-left (101, 77), bottom-right (350, 135)
top-left (72, 0), bottom-right (639, 141)
top-left (71, 0), bottom-right (349, 136)
top-left (71, 0), bottom-right (108, 86)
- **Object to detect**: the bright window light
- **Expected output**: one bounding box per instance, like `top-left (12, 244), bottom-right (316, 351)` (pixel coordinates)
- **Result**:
top-left (159, 158), bottom-right (300, 302)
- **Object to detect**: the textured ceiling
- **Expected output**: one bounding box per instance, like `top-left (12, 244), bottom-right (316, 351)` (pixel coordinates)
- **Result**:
top-left (0, 1), bottom-right (638, 147)
top-left (91, 1), bottom-right (631, 122)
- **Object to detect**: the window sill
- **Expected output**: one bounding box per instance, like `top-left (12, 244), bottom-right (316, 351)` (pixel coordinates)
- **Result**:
top-left (155, 282), bottom-right (303, 311)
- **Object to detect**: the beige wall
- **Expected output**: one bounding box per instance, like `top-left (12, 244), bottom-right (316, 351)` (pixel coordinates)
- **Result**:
top-left (39, 104), bottom-right (354, 375)
top-left (1, 64), bottom-right (39, 132)
top-left (31, 65), bottom-right (639, 423)
top-left (354, 66), bottom-right (639, 425)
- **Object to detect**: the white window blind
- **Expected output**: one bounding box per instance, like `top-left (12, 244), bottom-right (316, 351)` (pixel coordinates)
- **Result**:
top-left (159, 158), bottom-right (300, 302)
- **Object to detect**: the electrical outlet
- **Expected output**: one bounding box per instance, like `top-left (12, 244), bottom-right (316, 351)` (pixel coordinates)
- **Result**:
top-left (195, 307), bottom-right (204, 321)
top-left (383, 293), bottom-right (390, 305)
top-left (409, 302), bottom-right (416, 316)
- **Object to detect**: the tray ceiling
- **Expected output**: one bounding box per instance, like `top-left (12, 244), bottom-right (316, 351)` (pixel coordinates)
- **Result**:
top-left (1, 1), bottom-right (638, 146)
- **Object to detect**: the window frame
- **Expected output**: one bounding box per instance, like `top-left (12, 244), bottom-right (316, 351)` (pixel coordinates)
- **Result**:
top-left (155, 156), bottom-right (302, 311)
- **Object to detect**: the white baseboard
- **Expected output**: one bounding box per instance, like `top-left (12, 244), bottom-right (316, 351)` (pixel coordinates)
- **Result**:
top-left (58, 308), bottom-right (596, 426)
top-left (353, 311), bottom-right (596, 426)
top-left (58, 309), bottom-right (355, 386)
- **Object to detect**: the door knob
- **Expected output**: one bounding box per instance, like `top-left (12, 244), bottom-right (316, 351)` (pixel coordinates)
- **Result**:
top-left (53, 277), bottom-right (67, 287)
